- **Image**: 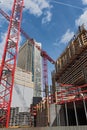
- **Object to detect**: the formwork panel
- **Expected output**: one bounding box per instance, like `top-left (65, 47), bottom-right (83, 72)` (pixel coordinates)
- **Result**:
top-left (55, 27), bottom-right (87, 85)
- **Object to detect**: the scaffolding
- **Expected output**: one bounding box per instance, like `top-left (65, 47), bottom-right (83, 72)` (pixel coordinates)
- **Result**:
top-left (29, 82), bottom-right (87, 126)
top-left (9, 107), bottom-right (30, 127)
top-left (55, 25), bottom-right (87, 85)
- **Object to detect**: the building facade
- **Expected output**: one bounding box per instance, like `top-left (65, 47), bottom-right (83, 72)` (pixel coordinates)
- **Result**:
top-left (9, 67), bottom-right (34, 126)
top-left (11, 67), bottom-right (34, 110)
top-left (17, 40), bottom-right (34, 73)
top-left (17, 40), bottom-right (42, 97)
top-left (33, 42), bottom-right (42, 97)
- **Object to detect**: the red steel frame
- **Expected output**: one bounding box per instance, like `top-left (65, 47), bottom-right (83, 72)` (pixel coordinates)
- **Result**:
top-left (31, 84), bottom-right (87, 107)
top-left (0, 0), bottom-right (24, 127)
top-left (55, 84), bottom-right (87, 105)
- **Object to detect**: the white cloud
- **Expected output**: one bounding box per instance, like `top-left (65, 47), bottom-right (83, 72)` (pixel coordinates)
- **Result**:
top-left (82, 0), bottom-right (87, 5)
top-left (0, 31), bottom-right (22, 60)
top-left (0, 0), bottom-right (13, 11)
top-left (0, 16), bottom-right (7, 27)
top-left (0, 0), bottom-right (52, 23)
top-left (75, 10), bottom-right (87, 29)
top-left (60, 29), bottom-right (74, 44)
top-left (53, 42), bottom-right (59, 47)
top-left (24, 0), bottom-right (52, 16)
top-left (0, 32), bottom-right (7, 60)
top-left (42, 11), bottom-right (52, 24)
top-left (18, 35), bottom-right (23, 49)
top-left (75, 0), bottom-right (87, 29)
top-left (24, 0), bottom-right (53, 23)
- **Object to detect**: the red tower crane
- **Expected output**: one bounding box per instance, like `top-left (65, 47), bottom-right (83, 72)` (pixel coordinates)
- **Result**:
top-left (0, 0), bottom-right (24, 127)
top-left (0, 8), bottom-right (55, 97)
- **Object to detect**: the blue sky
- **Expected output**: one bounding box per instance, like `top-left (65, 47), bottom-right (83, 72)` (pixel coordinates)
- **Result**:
top-left (0, 0), bottom-right (87, 85)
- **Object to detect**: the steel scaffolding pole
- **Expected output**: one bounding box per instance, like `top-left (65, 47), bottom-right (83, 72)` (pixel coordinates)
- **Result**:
top-left (73, 101), bottom-right (78, 126)
top-left (65, 103), bottom-right (69, 126)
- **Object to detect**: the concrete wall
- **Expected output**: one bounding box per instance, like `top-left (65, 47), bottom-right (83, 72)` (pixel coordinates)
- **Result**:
top-left (49, 104), bottom-right (57, 126)
top-left (49, 104), bottom-right (66, 126)
top-left (11, 67), bottom-right (34, 112)
top-left (1, 126), bottom-right (87, 130)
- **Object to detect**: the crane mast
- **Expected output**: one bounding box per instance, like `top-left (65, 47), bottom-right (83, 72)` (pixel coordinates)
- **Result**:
top-left (0, 0), bottom-right (24, 127)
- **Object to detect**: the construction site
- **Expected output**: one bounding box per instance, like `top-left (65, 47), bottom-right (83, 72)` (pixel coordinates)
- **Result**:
top-left (0, 0), bottom-right (87, 130)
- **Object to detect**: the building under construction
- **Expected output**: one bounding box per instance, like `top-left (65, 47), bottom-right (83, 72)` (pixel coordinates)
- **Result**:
top-left (55, 25), bottom-right (87, 85)
top-left (0, 0), bottom-right (87, 128)
top-left (9, 67), bottom-right (34, 127)
top-left (54, 25), bottom-right (87, 126)
top-left (30, 25), bottom-right (87, 127)
top-left (17, 40), bottom-right (42, 97)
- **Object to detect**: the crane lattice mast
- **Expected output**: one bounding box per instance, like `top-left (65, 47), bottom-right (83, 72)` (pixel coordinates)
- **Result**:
top-left (0, 0), bottom-right (24, 127)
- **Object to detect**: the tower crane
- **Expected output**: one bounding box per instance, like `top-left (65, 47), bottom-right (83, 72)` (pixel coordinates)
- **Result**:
top-left (0, 0), bottom-right (24, 128)
top-left (0, 8), bottom-right (55, 97)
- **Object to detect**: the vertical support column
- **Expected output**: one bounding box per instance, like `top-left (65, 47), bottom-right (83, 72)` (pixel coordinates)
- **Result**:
top-left (58, 109), bottom-right (60, 126)
top-left (83, 99), bottom-right (87, 121)
top-left (64, 103), bottom-right (69, 126)
top-left (73, 101), bottom-right (78, 126)
top-left (47, 96), bottom-right (50, 126)
top-left (56, 104), bottom-right (60, 126)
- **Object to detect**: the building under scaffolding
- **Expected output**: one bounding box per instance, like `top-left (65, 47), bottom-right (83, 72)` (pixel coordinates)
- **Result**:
top-left (30, 25), bottom-right (87, 127)
top-left (55, 25), bottom-right (87, 85)
top-left (54, 25), bottom-right (87, 126)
